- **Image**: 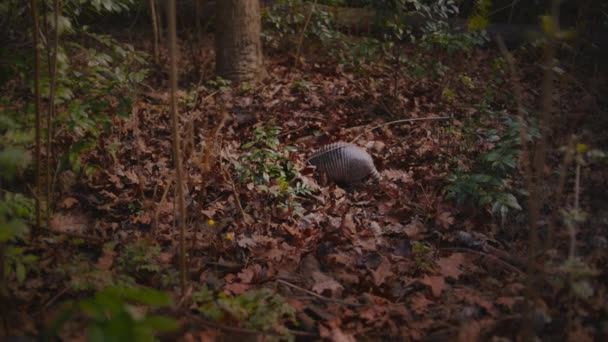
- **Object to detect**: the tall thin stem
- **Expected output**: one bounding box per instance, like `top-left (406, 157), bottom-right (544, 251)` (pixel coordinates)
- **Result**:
top-left (167, 0), bottom-right (187, 293)
top-left (294, 0), bottom-right (318, 68)
top-left (30, 0), bottom-right (42, 238)
top-left (150, 0), bottom-right (159, 63)
top-left (46, 0), bottom-right (60, 228)
top-left (524, 0), bottom-right (560, 338)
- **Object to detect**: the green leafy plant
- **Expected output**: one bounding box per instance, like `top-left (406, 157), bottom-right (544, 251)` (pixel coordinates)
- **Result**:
top-left (56, 32), bottom-right (148, 175)
top-left (554, 257), bottom-right (598, 301)
top-left (2, 0), bottom-right (147, 177)
top-left (334, 36), bottom-right (380, 71)
top-left (117, 240), bottom-right (162, 276)
top-left (0, 192), bottom-right (36, 287)
top-left (56, 247), bottom-right (135, 292)
top-left (412, 241), bottom-right (433, 272)
top-left (446, 110), bottom-right (539, 219)
top-left (235, 125), bottom-right (313, 216)
top-left (262, 0), bottom-right (339, 50)
top-left (194, 287), bottom-right (296, 339)
top-left (48, 286), bottom-right (178, 342)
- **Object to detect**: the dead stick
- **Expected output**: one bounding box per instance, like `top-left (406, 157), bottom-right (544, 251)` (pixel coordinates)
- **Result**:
top-left (277, 278), bottom-right (361, 307)
top-left (190, 315), bottom-right (317, 337)
top-left (42, 227), bottom-right (105, 243)
top-left (46, 0), bottom-right (59, 225)
top-left (294, 0), bottom-right (318, 68)
top-left (30, 0), bottom-right (42, 239)
top-left (441, 247), bottom-right (523, 275)
top-left (221, 164), bottom-right (246, 221)
top-left (167, 0), bottom-right (187, 294)
top-left (349, 116), bottom-right (451, 143)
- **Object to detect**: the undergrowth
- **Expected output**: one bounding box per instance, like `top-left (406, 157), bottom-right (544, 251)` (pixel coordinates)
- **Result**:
top-left (446, 108), bottom-right (539, 220)
top-left (235, 125), bottom-right (313, 217)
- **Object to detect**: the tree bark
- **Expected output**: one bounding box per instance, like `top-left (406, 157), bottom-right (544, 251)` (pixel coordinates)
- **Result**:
top-left (215, 0), bottom-right (264, 82)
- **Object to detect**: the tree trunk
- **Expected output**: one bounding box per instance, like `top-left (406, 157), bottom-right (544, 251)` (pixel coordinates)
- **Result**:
top-left (215, 0), bottom-right (264, 82)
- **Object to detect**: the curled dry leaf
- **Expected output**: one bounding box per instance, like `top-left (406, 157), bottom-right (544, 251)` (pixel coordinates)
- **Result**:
top-left (340, 213), bottom-right (356, 235)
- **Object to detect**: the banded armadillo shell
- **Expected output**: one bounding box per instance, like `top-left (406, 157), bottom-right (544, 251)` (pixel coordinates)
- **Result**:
top-left (308, 142), bottom-right (381, 184)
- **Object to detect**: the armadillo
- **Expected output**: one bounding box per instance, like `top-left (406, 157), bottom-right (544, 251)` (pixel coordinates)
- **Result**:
top-left (307, 142), bottom-right (381, 184)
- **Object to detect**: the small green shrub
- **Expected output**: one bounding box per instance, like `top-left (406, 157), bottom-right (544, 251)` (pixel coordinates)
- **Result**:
top-left (262, 0), bottom-right (339, 50)
top-left (235, 125), bottom-right (313, 217)
top-left (0, 192), bottom-right (36, 287)
top-left (412, 241), bottom-right (433, 272)
top-left (56, 247), bottom-right (136, 292)
top-left (117, 240), bottom-right (162, 276)
top-left (445, 110), bottom-right (538, 219)
top-left (48, 286), bottom-right (178, 342)
top-left (194, 287), bottom-right (296, 339)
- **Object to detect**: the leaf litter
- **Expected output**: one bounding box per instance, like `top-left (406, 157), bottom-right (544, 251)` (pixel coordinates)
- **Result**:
top-left (10, 32), bottom-right (608, 342)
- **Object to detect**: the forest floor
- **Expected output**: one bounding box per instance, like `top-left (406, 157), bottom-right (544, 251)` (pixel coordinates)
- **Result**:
top-left (6, 32), bottom-right (608, 341)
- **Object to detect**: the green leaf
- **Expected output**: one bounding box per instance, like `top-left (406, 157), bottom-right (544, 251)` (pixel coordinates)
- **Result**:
top-left (241, 141), bottom-right (256, 149)
top-left (571, 280), bottom-right (594, 299)
top-left (111, 287), bottom-right (173, 307)
top-left (87, 324), bottom-right (105, 342)
top-left (139, 315), bottom-right (179, 333)
top-left (540, 15), bottom-right (554, 35)
top-left (79, 299), bottom-right (107, 321)
top-left (16, 262), bottom-right (26, 283)
top-left (0, 219), bottom-right (29, 241)
top-left (503, 193), bottom-right (522, 210)
top-left (0, 147), bottom-right (30, 181)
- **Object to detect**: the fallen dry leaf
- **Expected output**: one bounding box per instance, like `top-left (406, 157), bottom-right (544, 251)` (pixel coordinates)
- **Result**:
top-left (95, 246), bottom-right (115, 270)
top-left (370, 257), bottom-right (392, 287)
top-left (59, 197), bottom-right (79, 209)
top-left (437, 253), bottom-right (464, 279)
top-left (457, 320), bottom-right (481, 342)
top-left (223, 282), bottom-right (250, 295)
top-left (419, 275), bottom-right (446, 297)
top-left (435, 211), bottom-right (454, 229)
top-left (312, 271), bottom-right (344, 297)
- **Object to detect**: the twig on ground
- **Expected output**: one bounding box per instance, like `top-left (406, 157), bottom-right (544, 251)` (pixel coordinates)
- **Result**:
top-left (41, 285), bottom-right (72, 311)
top-left (153, 175), bottom-right (173, 235)
top-left (189, 315), bottom-right (318, 337)
top-left (441, 247), bottom-right (524, 275)
top-left (349, 116), bottom-right (451, 143)
top-left (42, 227), bottom-right (105, 244)
top-left (277, 278), bottom-right (361, 307)
top-left (220, 159), bottom-right (247, 221)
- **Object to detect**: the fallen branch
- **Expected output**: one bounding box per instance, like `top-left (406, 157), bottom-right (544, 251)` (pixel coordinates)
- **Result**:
top-left (440, 247), bottom-right (524, 275)
top-left (189, 315), bottom-right (318, 337)
top-left (349, 116), bottom-right (451, 144)
top-left (42, 227), bottom-right (105, 244)
top-left (277, 278), bottom-right (361, 307)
